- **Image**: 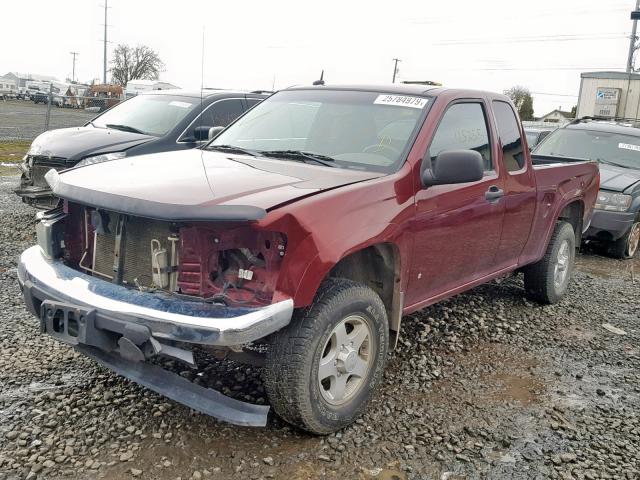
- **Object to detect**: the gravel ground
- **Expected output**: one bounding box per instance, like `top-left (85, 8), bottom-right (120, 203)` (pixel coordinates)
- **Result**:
top-left (0, 172), bottom-right (638, 480)
top-left (0, 101), bottom-right (95, 141)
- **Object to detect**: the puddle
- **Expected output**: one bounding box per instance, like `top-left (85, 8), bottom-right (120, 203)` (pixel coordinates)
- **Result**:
top-left (576, 252), bottom-right (638, 280)
top-left (484, 373), bottom-right (542, 406)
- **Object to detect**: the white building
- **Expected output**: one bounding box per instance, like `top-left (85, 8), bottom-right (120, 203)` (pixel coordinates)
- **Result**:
top-left (576, 71), bottom-right (640, 120)
top-left (0, 76), bottom-right (17, 96)
top-left (125, 79), bottom-right (180, 97)
top-left (537, 109), bottom-right (573, 124)
top-left (4, 72), bottom-right (58, 89)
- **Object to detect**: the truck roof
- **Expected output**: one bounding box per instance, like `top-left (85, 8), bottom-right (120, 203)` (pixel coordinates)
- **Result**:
top-left (138, 88), bottom-right (270, 99)
top-left (285, 84), bottom-right (513, 102)
top-left (565, 118), bottom-right (640, 137)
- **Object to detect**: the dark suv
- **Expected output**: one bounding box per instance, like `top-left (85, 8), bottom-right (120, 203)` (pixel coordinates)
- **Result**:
top-left (533, 118), bottom-right (640, 259)
top-left (16, 89), bottom-right (269, 209)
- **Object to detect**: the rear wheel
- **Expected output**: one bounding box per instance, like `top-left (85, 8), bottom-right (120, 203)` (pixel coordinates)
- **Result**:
top-left (608, 221), bottom-right (640, 259)
top-left (524, 221), bottom-right (575, 304)
top-left (263, 278), bottom-right (388, 434)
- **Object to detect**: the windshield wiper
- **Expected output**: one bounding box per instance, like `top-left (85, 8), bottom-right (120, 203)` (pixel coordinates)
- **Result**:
top-left (597, 158), bottom-right (631, 169)
top-left (105, 123), bottom-right (147, 135)
top-left (205, 144), bottom-right (259, 157)
top-left (261, 150), bottom-right (336, 167)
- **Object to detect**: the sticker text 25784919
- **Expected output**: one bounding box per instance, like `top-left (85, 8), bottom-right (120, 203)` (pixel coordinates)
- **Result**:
top-left (374, 95), bottom-right (429, 109)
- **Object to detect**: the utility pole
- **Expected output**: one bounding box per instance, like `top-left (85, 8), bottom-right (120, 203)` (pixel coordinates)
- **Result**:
top-left (627, 0), bottom-right (640, 72)
top-left (392, 58), bottom-right (401, 83)
top-left (70, 51), bottom-right (78, 82)
top-left (102, 0), bottom-right (109, 84)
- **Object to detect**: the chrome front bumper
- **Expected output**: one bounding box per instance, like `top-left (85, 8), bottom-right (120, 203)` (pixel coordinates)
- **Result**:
top-left (17, 245), bottom-right (294, 346)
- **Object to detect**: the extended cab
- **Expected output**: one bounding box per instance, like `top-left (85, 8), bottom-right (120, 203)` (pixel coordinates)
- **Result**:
top-left (17, 85), bottom-right (599, 434)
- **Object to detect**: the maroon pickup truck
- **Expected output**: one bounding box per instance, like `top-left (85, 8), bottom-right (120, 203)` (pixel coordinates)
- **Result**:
top-left (18, 85), bottom-right (599, 434)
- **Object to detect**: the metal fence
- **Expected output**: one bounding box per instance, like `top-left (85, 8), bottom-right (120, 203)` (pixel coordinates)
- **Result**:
top-left (0, 95), bottom-right (121, 141)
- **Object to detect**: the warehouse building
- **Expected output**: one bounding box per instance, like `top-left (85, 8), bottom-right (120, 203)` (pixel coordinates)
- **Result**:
top-left (576, 71), bottom-right (640, 120)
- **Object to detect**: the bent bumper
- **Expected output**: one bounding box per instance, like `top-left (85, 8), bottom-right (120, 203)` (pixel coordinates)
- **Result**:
top-left (585, 209), bottom-right (636, 241)
top-left (18, 245), bottom-right (294, 346)
top-left (17, 245), bottom-right (293, 427)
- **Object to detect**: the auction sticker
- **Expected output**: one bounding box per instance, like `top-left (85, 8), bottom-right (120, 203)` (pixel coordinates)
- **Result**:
top-left (619, 142), bottom-right (640, 152)
top-left (374, 94), bottom-right (428, 109)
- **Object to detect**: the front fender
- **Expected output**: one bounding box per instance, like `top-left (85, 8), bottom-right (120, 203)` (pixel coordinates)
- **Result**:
top-left (285, 221), bottom-right (409, 308)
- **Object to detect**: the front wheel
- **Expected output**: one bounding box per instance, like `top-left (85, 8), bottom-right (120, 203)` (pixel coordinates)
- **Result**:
top-left (263, 278), bottom-right (388, 434)
top-left (608, 221), bottom-right (640, 259)
top-left (524, 221), bottom-right (576, 304)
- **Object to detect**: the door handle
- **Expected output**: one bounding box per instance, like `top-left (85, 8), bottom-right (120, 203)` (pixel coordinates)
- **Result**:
top-left (485, 185), bottom-right (504, 201)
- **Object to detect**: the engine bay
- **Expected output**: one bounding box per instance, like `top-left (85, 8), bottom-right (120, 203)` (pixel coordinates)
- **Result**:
top-left (63, 203), bottom-right (286, 308)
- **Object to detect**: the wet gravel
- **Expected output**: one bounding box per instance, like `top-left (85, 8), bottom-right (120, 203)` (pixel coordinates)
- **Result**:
top-left (0, 172), bottom-right (638, 480)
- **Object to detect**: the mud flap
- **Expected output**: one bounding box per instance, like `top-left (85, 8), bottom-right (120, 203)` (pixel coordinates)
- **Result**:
top-left (76, 345), bottom-right (270, 427)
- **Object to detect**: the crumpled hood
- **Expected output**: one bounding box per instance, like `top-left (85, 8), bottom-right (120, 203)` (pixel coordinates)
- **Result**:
top-left (47, 149), bottom-right (382, 221)
top-left (599, 163), bottom-right (640, 192)
top-left (28, 126), bottom-right (154, 161)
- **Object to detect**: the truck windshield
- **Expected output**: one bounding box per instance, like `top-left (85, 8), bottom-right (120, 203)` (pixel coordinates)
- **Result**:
top-left (209, 89), bottom-right (430, 172)
top-left (91, 94), bottom-right (198, 136)
top-left (535, 128), bottom-right (640, 169)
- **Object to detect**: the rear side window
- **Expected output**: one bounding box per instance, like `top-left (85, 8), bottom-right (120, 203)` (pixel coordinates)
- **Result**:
top-left (493, 101), bottom-right (525, 171)
top-left (429, 102), bottom-right (492, 170)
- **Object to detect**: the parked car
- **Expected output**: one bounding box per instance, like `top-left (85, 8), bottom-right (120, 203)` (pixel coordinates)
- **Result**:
top-left (18, 85), bottom-right (599, 434)
top-left (31, 92), bottom-right (49, 104)
top-left (15, 89), bottom-right (269, 209)
top-left (533, 118), bottom-right (640, 259)
top-left (524, 126), bottom-right (554, 149)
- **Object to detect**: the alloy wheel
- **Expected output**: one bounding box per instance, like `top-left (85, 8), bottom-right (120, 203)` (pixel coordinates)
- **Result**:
top-left (318, 315), bottom-right (373, 405)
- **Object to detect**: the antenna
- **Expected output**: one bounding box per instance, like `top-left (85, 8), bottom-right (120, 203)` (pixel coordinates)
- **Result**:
top-left (312, 70), bottom-right (325, 86)
top-left (199, 27), bottom-right (205, 142)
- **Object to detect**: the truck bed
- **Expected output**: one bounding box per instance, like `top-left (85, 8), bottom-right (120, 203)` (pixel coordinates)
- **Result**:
top-left (531, 153), bottom-right (592, 166)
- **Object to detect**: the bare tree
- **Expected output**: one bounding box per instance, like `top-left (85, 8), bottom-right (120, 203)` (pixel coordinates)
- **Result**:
top-left (110, 44), bottom-right (165, 86)
top-left (504, 86), bottom-right (534, 121)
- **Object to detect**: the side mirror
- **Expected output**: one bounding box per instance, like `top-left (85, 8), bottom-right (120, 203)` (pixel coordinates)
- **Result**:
top-left (194, 126), bottom-right (213, 141)
top-left (207, 125), bottom-right (225, 140)
top-left (194, 125), bottom-right (224, 141)
top-left (422, 149), bottom-right (484, 187)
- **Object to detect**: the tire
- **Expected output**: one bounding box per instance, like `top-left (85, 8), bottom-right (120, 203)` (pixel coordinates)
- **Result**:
top-left (263, 278), bottom-right (389, 434)
top-left (524, 221), bottom-right (575, 304)
top-left (608, 220), bottom-right (640, 260)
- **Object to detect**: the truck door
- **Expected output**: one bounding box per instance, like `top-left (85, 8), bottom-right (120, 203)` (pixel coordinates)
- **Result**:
top-left (406, 100), bottom-right (505, 306)
top-left (490, 100), bottom-right (536, 267)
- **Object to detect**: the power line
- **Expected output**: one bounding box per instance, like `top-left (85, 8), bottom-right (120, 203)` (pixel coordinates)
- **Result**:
top-left (411, 6), bottom-right (629, 25)
top-left (436, 32), bottom-right (628, 46)
top-left (531, 92), bottom-right (579, 97)
top-left (475, 66), bottom-right (624, 71)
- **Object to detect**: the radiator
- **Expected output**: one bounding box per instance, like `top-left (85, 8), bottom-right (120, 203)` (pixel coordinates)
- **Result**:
top-left (92, 213), bottom-right (174, 288)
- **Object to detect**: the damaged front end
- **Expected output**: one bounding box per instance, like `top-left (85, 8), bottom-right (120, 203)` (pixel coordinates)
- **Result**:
top-left (14, 155), bottom-right (68, 209)
top-left (18, 202), bottom-right (293, 426)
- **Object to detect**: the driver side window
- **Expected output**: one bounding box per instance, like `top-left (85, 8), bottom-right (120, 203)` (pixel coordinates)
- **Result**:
top-left (429, 102), bottom-right (492, 171)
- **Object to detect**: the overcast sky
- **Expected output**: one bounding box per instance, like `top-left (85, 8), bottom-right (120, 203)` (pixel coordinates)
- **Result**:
top-left (0, 0), bottom-right (635, 115)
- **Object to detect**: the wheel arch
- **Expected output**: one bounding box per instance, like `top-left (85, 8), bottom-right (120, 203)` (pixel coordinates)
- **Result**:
top-left (292, 241), bottom-right (405, 347)
top-left (557, 199), bottom-right (585, 246)
top-left (328, 242), bottom-right (402, 333)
